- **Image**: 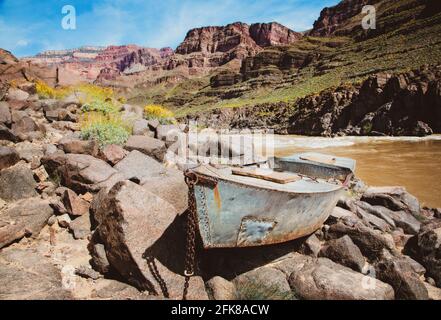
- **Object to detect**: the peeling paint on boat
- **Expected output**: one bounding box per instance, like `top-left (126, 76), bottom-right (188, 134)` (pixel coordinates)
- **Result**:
top-left (191, 165), bottom-right (343, 248)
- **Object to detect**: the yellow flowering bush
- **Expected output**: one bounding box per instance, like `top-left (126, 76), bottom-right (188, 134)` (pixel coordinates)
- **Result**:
top-left (144, 104), bottom-right (175, 123)
top-left (35, 80), bottom-right (115, 102)
top-left (35, 80), bottom-right (70, 99)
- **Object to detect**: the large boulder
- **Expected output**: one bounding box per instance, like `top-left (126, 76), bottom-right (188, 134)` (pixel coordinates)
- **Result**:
top-left (0, 246), bottom-right (72, 299)
top-left (58, 137), bottom-right (99, 156)
top-left (141, 168), bottom-right (188, 214)
top-left (0, 124), bottom-right (20, 142)
top-left (205, 276), bottom-right (236, 300)
top-left (375, 251), bottom-right (429, 300)
top-left (0, 197), bottom-right (54, 248)
top-left (11, 116), bottom-right (43, 140)
top-left (406, 219), bottom-right (441, 287)
top-left (0, 102), bottom-right (12, 125)
top-left (15, 141), bottom-right (44, 164)
top-left (132, 119), bottom-right (154, 136)
top-left (92, 181), bottom-right (207, 299)
top-left (326, 219), bottom-right (397, 260)
top-left (6, 88), bottom-right (29, 101)
top-left (98, 144), bottom-right (127, 165)
top-left (124, 135), bottom-right (167, 162)
top-left (114, 151), bottom-right (188, 213)
top-left (0, 146), bottom-right (20, 170)
top-left (319, 235), bottom-right (366, 272)
top-left (68, 214), bottom-right (92, 240)
top-left (356, 200), bottom-right (421, 235)
top-left (0, 163), bottom-right (37, 202)
top-left (288, 257), bottom-right (395, 300)
top-left (361, 186), bottom-right (421, 218)
top-left (42, 153), bottom-right (120, 193)
top-left (113, 150), bottom-right (165, 183)
top-left (233, 266), bottom-right (294, 300)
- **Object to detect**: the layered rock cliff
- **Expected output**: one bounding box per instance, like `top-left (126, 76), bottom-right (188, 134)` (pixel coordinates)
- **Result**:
top-left (24, 22), bottom-right (301, 87)
top-left (176, 22), bottom-right (301, 55)
top-left (187, 65), bottom-right (441, 137)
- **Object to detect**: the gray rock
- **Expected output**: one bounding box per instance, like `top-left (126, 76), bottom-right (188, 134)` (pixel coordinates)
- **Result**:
top-left (93, 180), bottom-right (207, 299)
top-left (132, 119), bottom-right (150, 135)
top-left (328, 206), bottom-right (357, 223)
top-left (354, 204), bottom-right (392, 232)
top-left (147, 119), bottom-right (160, 131)
top-left (300, 233), bottom-right (322, 257)
top-left (0, 102), bottom-right (11, 125)
top-left (354, 201), bottom-right (396, 227)
top-left (319, 235), bottom-right (366, 272)
top-left (327, 220), bottom-right (397, 260)
top-left (375, 251), bottom-right (429, 300)
top-left (75, 265), bottom-right (102, 280)
top-left (408, 219), bottom-right (441, 287)
top-left (0, 197), bottom-right (54, 248)
top-left (15, 141), bottom-right (44, 163)
top-left (88, 241), bottom-right (111, 274)
top-left (233, 266), bottom-right (293, 300)
top-left (58, 214), bottom-right (72, 228)
top-left (356, 201), bottom-right (420, 235)
top-left (92, 278), bottom-right (149, 300)
top-left (206, 276), bottom-right (236, 300)
top-left (43, 144), bottom-right (59, 156)
top-left (0, 124), bottom-right (20, 142)
top-left (6, 88), bottom-right (29, 101)
top-left (362, 186), bottom-right (421, 218)
top-left (58, 137), bottom-right (99, 156)
top-left (124, 135), bottom-right (167, 162)
top-left (68, 214), bottom-right (91, 240)
top-left (11, 116), bottom-right (41, 139)
top-left (0, 163), bottom-right (37, 202)
top-left (141, 168), bottom-right (188, 214)
top-left (156, 124), bottom-right (180, 141)
top-left (114, 150), bottom-right (165, 182)
top-left (0, 146), bottom-right (20, 170)
top-left (0, 246), bottom-right (72, 299)
top-left (288, 257), bottom-right (395, 300)
top-left (42, 153), bottom-right (119, 193)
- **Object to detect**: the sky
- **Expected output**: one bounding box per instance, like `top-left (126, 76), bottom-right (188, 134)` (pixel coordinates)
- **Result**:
top-left (0, 0), bottom-right (340, 57)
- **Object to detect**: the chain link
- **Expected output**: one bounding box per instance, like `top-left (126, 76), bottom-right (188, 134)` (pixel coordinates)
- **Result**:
top-left (182, 170), bottom-right (198, 300)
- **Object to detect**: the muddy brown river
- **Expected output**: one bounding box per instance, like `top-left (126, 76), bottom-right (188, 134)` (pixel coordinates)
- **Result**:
top-left (273, 135), bottom-right (441, 208)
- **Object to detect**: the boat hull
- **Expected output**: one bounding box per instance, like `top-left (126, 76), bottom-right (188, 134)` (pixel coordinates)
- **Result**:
top-left (194, 177), bottom-right (342, 248)
top-left (275, 152), bottom-right (356, 181)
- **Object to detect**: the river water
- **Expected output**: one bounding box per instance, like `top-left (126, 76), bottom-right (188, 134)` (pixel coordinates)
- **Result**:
top-left (273, 135), bottom-right (441, 208)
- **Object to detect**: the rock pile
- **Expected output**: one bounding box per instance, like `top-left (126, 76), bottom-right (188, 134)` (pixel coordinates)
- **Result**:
top-left (0, 80), bottom-right (440, 300)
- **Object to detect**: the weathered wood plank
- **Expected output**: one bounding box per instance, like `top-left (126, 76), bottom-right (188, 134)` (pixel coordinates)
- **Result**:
top-left (231, 167), bottom-right (301, 184)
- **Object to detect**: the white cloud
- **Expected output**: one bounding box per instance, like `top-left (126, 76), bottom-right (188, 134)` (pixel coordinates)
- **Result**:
top-left (16, 39), bottom-right (28, 46)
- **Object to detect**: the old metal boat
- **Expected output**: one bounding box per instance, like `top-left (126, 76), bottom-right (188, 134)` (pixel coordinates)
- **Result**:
top-left (275, 152), bottom-right (356, 181)
top-left (187, 165), bottom-right (343, 248)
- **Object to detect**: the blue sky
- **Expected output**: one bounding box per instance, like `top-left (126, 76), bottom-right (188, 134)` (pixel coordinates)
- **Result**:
top-left (0, 0), bottom-right (340, 57)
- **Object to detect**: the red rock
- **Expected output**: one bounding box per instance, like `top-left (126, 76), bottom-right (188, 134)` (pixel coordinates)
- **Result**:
top-left (62, 188), bottom-right (91, 216)
top-left (98, 144), bottom-right (127, 165)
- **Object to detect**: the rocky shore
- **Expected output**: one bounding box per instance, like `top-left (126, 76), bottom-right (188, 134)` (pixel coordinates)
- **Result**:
top-left (187, 64), bottom-right (441, 137)
top-left (1, 82), bottom-right (441, 300)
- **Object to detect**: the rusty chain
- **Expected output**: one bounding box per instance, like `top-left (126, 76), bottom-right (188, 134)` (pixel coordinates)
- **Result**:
top-left (182, 170), bottom-right (198, 300)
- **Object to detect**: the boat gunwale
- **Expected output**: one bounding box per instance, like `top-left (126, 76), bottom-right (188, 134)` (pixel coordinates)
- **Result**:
top-left (192, 168), bottom-right (343, 195)
top-left (275, 155), bottom-right (355, 172)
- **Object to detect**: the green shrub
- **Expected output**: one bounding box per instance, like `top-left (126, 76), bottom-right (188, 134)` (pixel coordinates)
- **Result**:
top-left (81, 99), bottom-right (119, 115)
top-left (81, 122), bottom-right (129, 147)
